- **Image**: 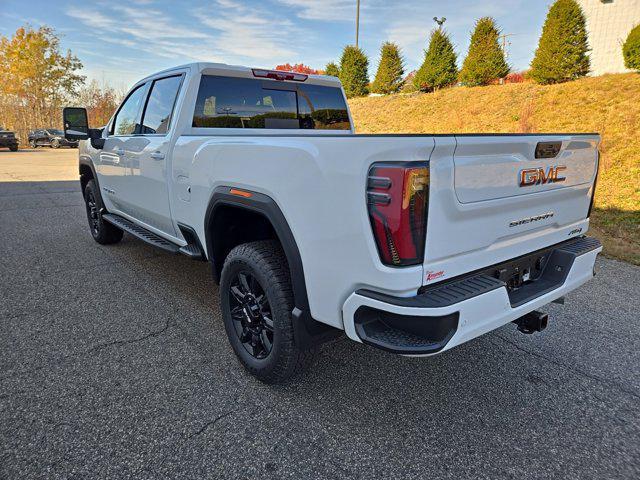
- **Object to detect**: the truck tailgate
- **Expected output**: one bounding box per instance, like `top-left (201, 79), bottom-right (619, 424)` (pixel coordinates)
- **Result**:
top-left (423, 134), bottom-right (599, 285)
top-left (454, 137), bottom-right (598, 203)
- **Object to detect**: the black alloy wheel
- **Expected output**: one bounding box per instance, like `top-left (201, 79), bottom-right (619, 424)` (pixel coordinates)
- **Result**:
top-left (228, 271), bottom-right (274, 359)
top-left (85, 187), bottom-right (100, 237)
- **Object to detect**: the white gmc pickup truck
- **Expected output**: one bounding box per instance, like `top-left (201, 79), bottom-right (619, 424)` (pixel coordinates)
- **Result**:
top-left (64, 62), bottom-right (602, 383)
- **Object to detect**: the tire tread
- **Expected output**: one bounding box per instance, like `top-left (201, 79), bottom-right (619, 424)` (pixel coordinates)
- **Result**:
top-left (222, 240), bottom-right (316, 383)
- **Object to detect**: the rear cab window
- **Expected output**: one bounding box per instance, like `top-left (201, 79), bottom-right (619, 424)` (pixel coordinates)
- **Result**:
top-left (192, 75), bottom-right (351, 130)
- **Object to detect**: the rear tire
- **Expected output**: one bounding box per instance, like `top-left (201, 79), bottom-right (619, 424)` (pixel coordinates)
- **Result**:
top-left (220, 240), bottom-right (317, 384)
top-left (9, 145), bottom-right (18, 152)
top-left (29, 140), bottom-right (37, 148)
top-left (50, 138), bottom-right (60, 148)
top-left (84, 180), bottom-right (123, 245)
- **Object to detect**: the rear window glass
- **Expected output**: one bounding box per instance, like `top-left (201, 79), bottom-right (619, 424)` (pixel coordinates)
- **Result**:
top-left (192, 75), bottom-right (351, 130)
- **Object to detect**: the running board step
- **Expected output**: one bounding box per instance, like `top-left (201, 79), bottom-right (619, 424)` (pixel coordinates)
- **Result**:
top-left (178, 243), bottom-right (203, 259)
top-left (102, 214), bottom-right (205, 260)
top-left (102, 214), bottom-right (180, 253)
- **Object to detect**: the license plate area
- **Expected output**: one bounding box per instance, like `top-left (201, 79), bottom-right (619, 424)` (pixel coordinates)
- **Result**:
top-left (487, 249), bottom-right (554, 293)
top-left (481, 242), bottom-right (579, 307)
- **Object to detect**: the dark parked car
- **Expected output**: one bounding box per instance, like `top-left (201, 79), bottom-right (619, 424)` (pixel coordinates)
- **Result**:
top-left (28, 129), bottom-right (78, 148)
top-left (0, 127), bottom-right (19, 151)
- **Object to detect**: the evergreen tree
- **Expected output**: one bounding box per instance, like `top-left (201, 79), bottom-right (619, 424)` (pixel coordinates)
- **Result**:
top-left (413, 29), bottom-right (458, 92)
top-left (459, 17), bottom-right (509, 86)
top-left (623, 24), bottom-right (640, 72)
top-left (371, 42), bottom-right (405, 94)
top-left (530, 0), bottom-right (590, 84)
top-left (324, 62), bottom-right (340, 77)
top-left (339, 45), bottom-right (369, 98)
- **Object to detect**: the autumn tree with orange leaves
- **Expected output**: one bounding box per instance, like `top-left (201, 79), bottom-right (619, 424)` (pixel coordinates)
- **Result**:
top-left (0, 25), bottom-right (85, 142)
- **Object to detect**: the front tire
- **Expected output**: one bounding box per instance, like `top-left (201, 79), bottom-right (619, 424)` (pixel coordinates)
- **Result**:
top-left (9, 145), bottom-right (18, 152)
top-left (50, 138), bottom-right (60, 148)
top-left (29, 140), bottom-right (36, 148)
top-left (220, 240), bottom-right (316, 384)
top-left (84, 180), bottom-right (123, 245)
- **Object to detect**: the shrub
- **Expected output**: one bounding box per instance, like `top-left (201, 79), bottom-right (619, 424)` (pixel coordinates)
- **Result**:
top-left (339, 45), bottom-right (369, 98)
top-left (623, 24), bottom-right (640, 71)
top-left (505, 71), bottom-right (526, 84)
top-left (459, 17), bottom-right (509, 86)
top-left (324, 62), bottom-right (340, 77)
top-left (530, 0), bottom-right (590, 84)
top-left (371, 42), bottom-right (405, 94)
top-left (413, 29), bottom-right (458, 92)
top-left (274, 63), bottom-right (320, 74)
top-left (400, 71), bottom-right (418, 92)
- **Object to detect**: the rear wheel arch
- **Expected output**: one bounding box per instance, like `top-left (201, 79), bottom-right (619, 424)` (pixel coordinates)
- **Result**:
top-left (205, 187), bottom-right (339, 348)
top-left (204, 187), bottom-right (309, 312)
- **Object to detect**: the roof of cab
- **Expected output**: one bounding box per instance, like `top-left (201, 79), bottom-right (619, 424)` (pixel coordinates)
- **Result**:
top-left (138, 62), bottom-right (342, 86)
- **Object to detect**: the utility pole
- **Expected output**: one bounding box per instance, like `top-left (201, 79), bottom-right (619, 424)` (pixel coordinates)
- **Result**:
top-left (433, 17), bottom-right (446, 29)
top-left (355, 0), bottom-right (360, 48)
top-left (498, 33), bottom-right (517, 61)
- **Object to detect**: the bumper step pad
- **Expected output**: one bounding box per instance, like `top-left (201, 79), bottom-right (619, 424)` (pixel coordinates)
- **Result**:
top-left (354, 306), bottom-right (459, 355)
top-left (556, 236), bottom-right (602, 256)
top-left (358, 274), bottom-right (504, 309)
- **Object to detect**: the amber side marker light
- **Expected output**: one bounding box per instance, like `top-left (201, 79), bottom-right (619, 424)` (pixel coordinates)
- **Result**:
top-left (229, 188), bottom-right (253, 198)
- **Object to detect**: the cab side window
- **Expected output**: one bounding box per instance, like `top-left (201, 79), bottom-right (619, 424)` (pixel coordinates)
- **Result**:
top-left (140, 76), bottom-right (183, 135)
top-left (112, 84), bottom-right (146, 136)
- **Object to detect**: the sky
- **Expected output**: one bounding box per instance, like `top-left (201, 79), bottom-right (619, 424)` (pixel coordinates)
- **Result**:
top-left (0, 0), bottom-right (554, 90)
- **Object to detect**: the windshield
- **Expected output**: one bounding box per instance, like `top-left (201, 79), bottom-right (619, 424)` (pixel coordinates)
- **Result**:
top-left (48, 129), bottom-right (64, 135)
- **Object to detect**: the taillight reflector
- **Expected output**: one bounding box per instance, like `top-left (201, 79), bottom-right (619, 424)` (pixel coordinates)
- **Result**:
top-left (367, 163), bottom-right (429, 267)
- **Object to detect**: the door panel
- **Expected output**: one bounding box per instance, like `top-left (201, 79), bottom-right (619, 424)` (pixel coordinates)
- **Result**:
top-left (123, 136), bottom-right (175, 235)
top-left (119, 75), bottom-right (183, 236)
top-left (98, 136), bottom-right (130, 213)
top-left (96, 83), bottom-right (148, 214)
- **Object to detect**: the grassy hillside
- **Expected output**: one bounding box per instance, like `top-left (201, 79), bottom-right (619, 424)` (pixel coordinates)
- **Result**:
top-left (349, 73), bottom-right (640, 265)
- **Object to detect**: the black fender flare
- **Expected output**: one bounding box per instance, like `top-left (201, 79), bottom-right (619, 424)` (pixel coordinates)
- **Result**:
top-left (204, 186), bottom-right (339, 347)
top-left (78, 157), bottom-right (99, 196)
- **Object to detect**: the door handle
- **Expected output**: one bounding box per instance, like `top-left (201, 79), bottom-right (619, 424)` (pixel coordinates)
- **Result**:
top-left (150, 151), bottom-right (165, 160)
top-left (114, 148), bottom-right (125, 156)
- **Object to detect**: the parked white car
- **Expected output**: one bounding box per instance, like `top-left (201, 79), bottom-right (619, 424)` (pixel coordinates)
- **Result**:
top-left (64, 62), bottom-right (601, 383)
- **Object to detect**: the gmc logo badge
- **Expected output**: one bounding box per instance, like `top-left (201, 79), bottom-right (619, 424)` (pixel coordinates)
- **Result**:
top-left (519, 166), bottom-right (567, 187)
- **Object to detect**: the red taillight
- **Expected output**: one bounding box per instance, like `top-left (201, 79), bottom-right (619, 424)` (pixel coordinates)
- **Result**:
top-left (367, 163), bottom-right (429, 267)
top-left (252, 68), bottom-right (308, 82)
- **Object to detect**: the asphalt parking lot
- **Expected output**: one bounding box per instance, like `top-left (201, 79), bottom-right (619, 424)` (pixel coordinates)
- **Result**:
top-left (1, 148), bottom-right (639, 479)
